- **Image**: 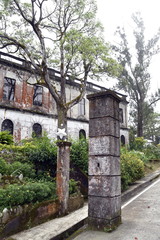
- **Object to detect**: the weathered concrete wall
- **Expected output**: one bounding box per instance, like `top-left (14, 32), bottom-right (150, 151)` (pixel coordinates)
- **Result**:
top-left (119, 101), bottom-right (128, 129)
top-left (0, 195), bottom-right (84, 239)
top-left (120, 128), bottom-right (130, 145)
top-left (0, 108), bottom-right (57, 141)
top-left (87, 90), bottom-right (121, 232)
top-left (0, 108), bottom-right (89, 141)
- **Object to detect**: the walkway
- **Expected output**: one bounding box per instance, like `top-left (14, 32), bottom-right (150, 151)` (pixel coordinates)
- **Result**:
top-left (9, 170), bottom-right (160, 240)
top-left (73, 177), bottom-right (160, 240)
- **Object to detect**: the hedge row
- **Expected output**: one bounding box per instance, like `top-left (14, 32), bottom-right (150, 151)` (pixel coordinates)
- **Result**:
top-left (0, 181), bottom-right (56, 211)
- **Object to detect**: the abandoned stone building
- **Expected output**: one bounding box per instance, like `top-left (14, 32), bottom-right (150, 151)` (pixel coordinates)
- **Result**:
top-left (0, 52), bottom-right (129, 144)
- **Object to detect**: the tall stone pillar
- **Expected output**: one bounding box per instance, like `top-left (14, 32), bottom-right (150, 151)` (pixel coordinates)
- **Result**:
top-left (87, 90), bottom-right (121, 232)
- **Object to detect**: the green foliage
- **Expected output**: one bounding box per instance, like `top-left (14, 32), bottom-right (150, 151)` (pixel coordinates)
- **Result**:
top-left (26, 136), bottom-right (57, 177)
top-left (143, 108), bottom-right (160, 140)
top-left (8, 161), bottom-right (36, 179)
top-left (0, 158), bottom-right (8, 174)
top-left (0, 181), bottom-right (56, 211)
top-left (0, 136), bottom-right (57, 179)
top-left (0, 131), bottom-right (13, 145)
top-left (130, 137), bottom-right (146, 151)
top-left (0, 158), bottom-right (35, 178)
top-left (121, 148), bottom-right (145, 191)
top-left (70, 138), bottom-right (88, 173)
top-left (0, 142), bottom-right (35, 163)
top-left (69, 179), bottom-right (80, 195)
top-left (143, 144), bottom-right (160, 160)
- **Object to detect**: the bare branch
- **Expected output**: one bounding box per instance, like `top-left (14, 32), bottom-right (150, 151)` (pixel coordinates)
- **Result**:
top-left (13, 0), bottom-right (32, 24)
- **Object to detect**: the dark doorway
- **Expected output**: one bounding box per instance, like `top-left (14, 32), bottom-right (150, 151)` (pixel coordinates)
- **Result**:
top-left (79, 129), bottom-right (86, 139)
top-left (121, 135), bottom-right (125, 145)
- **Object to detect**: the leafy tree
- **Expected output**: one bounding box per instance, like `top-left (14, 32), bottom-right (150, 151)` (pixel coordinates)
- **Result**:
top-left (143, 108), bottom-right (160, 141)
top-left (0, 0), bottom-right (120, 213)
top-left (112, 12), bottom-right (160, 137)
top-left (130, 101), bottom-right (160, 141)
top-left (0, 0), bottom-right (120, 133)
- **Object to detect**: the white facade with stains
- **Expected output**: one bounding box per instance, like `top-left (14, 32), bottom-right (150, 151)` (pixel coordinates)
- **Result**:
top-left (0, 52), bottom-right (129, 144)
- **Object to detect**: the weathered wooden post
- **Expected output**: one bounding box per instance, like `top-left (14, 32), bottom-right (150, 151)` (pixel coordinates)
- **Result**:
top-left (87, 90), bottom-right (121, 232)
top-left (56, 141), bottom-right (71, 215)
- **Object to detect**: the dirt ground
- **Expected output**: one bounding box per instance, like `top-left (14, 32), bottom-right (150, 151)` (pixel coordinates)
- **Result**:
top-left (145, 160), bottom-right (160, 175)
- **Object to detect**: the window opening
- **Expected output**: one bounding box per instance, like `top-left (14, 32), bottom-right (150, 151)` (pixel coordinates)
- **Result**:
top-left (1, 119), bottom-right (14, 134)
top-left (3, 77), bottom-right (16, 101)
top-left (119, 108), bottom-right (124, 123)
top-left (32, 123), bottom-right (42, 137)
top-left (79, 129), bottom-right (86, 139)
top-left (79, 98), bottom-right (85, 116)
top-left (121, 135), bottom-right (125, 145)
top-left (33, 85), bottom-right (43, 106)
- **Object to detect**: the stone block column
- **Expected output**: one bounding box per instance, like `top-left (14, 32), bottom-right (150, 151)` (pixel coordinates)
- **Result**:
top-left (87, 90), bottom-right (121, 232)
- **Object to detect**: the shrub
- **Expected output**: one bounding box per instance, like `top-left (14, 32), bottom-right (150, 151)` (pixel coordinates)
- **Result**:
top-left (0, 136), bottom-right (57, 179)
top-left (70, 138), bottom-right (88, 173)
top-left (7, 161), bottom-right (36, 179)
top-left (23, 136), bottom-right (57, 177)
top-left (121, 149), bottom-right (145, 191)
top-left (69, 179), bottom-right (80, 195)
top-left (0, 143), bottom-right (31, 163)
top-left (130, 137), bottom-right (146, 151)
top-left (143, 144), bottom-right (160, 160)
top-left (0, 131), bottom-right (13, 145)
top-left (0, 181), bottom-right (56, 211)
top-left (0, 158), bottom-right (35, 179)
top-left (0, 158), bottom-right (8, 174)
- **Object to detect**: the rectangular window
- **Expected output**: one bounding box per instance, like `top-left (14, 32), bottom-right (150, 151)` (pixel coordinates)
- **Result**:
top-left (79, 98), bottom-right (85, 115)
top-left (119, 108), bottom-right (124, 123)
top-left (33, 85), bottom-right (43, 106)
top-left (3, 77), bottom-right (16, 101)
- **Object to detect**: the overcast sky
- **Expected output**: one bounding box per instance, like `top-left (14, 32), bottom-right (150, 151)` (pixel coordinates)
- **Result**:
top-left (96, 0), bottom-right (160, 111)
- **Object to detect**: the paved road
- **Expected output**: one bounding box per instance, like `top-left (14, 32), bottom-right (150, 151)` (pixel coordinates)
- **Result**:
top-left (73, 178), bottom-right (160, 240)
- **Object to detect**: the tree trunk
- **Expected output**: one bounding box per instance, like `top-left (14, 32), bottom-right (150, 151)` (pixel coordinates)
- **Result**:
top-left (56, 104), bottom-right (71, 215)
top-left (137, 102), bottom-right (143, 137)
top-left (57, 104), bottom-right (68, 131)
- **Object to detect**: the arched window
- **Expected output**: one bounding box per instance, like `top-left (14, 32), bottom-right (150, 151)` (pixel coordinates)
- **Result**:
top-left (32, 123), bottom-right (42, 137)
top-left (1, 119), bottom-right (14, 134)
top-left (79, 129), bottom-right (86, 139)
top-left (121, 135), bottom-right (125, 145)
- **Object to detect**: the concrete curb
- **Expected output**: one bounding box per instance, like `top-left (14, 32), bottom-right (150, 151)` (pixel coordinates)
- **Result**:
top-left (121, 170), bottom-right (160, 204)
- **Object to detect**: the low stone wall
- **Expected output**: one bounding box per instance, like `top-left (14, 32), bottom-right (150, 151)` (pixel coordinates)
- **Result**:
top-left (0, 194), bottom-right (84, 239)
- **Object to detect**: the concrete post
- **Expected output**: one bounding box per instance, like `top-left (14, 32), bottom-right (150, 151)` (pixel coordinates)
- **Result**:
top-left (87, 90), bottom-right (121, 232)
top-left (56, 141), bottom-right (71, 215)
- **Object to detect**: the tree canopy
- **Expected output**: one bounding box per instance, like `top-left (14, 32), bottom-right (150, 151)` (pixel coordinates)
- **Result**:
top-left (0, 0), bottom-right (121, 132)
